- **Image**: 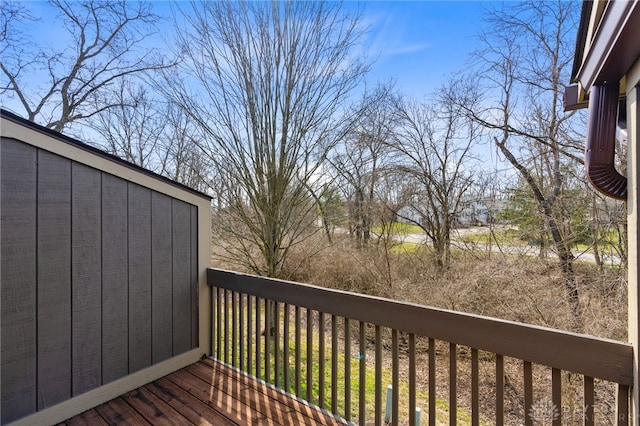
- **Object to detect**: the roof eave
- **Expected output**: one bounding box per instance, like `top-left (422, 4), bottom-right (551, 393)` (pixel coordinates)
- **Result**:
top-left (0, 109), bottom-right (213, 201)
top-left (575, 0), bottom-right (640, 93)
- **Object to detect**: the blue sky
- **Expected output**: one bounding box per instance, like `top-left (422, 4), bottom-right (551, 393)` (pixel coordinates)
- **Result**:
top-left (3, 1), bottom-right (490, 116)
top-left (149, 1), bottom-right (489, 98)
top-left (356, 1), bottom-right (488, 96)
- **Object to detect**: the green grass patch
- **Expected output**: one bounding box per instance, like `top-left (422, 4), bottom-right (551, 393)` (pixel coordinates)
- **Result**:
top-left (458, 228), bottom-right (523, 246)
top-left (373, 222), bottom-right (423, 236)
top-left (389, 241), bottom-right (424, 254)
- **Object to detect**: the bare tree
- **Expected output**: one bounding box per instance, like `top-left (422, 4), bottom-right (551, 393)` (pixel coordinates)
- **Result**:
top-left (87, 78), bottom-right (214, 195)
top-left (92, 79), bottom-right (165, 169)
top-left (465, 170), bottom-right (510, 258)
top-left (156, 104), bottom-right (215, 194)
top-left (392, 84), bottom-right (480, 267)
top-left (587, 184), bottom-right (627, 270)
top-left (330, 84), bottom-right (397, 249)
top-left (306, 182), bottom-right (346, 244)
top-left (0, 3), bottom-right (34, 86)
top-left (164, 1), bottom-right (368, 279)
top-left (1, 0), bottom-right (170, 132)
top-left (457, 0), bottom-right (586, 328)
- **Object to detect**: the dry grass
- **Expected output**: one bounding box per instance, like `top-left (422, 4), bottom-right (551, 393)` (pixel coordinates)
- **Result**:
top-left (267, 233), bottom-right (627, 340)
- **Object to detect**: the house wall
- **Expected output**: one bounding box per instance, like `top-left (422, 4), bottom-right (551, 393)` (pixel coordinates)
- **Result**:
top-left (0, 116), bottom-right (211, 425)
top-left (627, 58), bottom-right (640, 423)
top-left (570, 1), bottom-right (640, 418)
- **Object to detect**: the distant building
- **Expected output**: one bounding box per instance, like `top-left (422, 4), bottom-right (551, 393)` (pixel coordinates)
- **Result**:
top-left (396, 205), bottom-right (423, 225)
top-left (455, 197), bottom-right (504, 227)
top-left (396, 196), bottom-right (504, 228)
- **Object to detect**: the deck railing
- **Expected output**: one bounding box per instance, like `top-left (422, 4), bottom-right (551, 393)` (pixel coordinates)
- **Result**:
top-left (207, 268), bottom-right (633, 425)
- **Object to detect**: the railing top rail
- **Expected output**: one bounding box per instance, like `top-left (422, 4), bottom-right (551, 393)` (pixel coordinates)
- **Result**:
top-left (207, 268), bottom-right (633, 386)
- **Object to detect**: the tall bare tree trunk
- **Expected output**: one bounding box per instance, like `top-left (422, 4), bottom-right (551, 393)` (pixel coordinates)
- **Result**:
top-left (457, 1), bottom-right (584, 330)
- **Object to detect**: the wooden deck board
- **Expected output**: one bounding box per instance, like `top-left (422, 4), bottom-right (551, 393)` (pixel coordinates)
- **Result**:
top-left (146, 378), bottom-right (234, 426)
top-left (94, 397), bottom-right (151, 425)
top-left (63, 408), bottom-right (109, 426)
top-left (195, 358), bottom-right (345, 426)
top-left (121, 386), bottom-right (192, 426)
top-left (60, 359), bottom-right (347, 426)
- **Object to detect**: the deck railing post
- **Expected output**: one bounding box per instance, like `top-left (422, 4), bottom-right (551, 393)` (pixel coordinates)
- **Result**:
top-left (617, 384), bottom-right (630, 426)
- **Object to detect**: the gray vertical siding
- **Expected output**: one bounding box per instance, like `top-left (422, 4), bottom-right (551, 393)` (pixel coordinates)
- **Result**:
top-left (102, 174), bottom-right (129, 384)
top-left (71, 164), bottom-right (103, 396)
top-left (1, 140), bottom-right (37, 424)
top-left (151, 192), bottom-right (173, 363)
top-left (0, 138), bottom-right (201, 423)
top-left (191, 205), bottom-right (199, 348)
top-left (172, 200), bottom-right (192, 355)
top-left (128, 184), bottom-right (152, 373)
top-left (37, 151), bottom-right (72, 409)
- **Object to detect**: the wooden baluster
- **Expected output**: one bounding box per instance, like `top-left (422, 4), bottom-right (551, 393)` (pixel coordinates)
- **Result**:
top-left (239, 293), bottom-right (244, 371)
top-left (524, 361), bottom-right (533, 426)
top-left (496, 354), bottom-right (504, 426)
top-left (295, 305), bottom-right (301, 397)
top-left (331, 314), bottom-right (338, 414)
top-left (274, 301), bottom-right (280, 388)
top-left (345, 318), bottom-right (352, 422)
top-left (283, 303), bottom-right (290, 392)
top-left (215, 287), bottom-right (221, 360)
top-left (223, 289), bottom-right (229, 364)
top-left (471, 348), bottom-right (479, 426)
top-left (211, 286), bottom-right (217, 358)
top-left (375, 325), bottom-right (382, 426)
top-left (552, 368), bottom-right (562, 426)
top-left (408, 334), bottom-right (416, 426)
top-left (232, 291), bottom-right (237, 366)
top-left (307, 308), bottom-right (313, 402)
top-left (247, 295), bottom-right (253, 376)
top-left (359, 321), bottom-right (366, 425)
top-left (429, 338), bottom-right (436, 426)
top-left (318, 311), bottom-right (325, 409)
top-left (392, 329), bottom-right (399, 426)
top-left (255, 297), bottom-right (261, 378)
top-left (265, 300), bottom-right (271, 383)
top-left (584, 375), bottom-right (595, 426)
top-left (450, 342), bottom-right (457, 425)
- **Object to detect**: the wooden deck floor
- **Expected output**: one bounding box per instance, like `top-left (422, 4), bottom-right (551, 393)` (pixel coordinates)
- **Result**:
top-left (59, 357), bottom-right (347, 426)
